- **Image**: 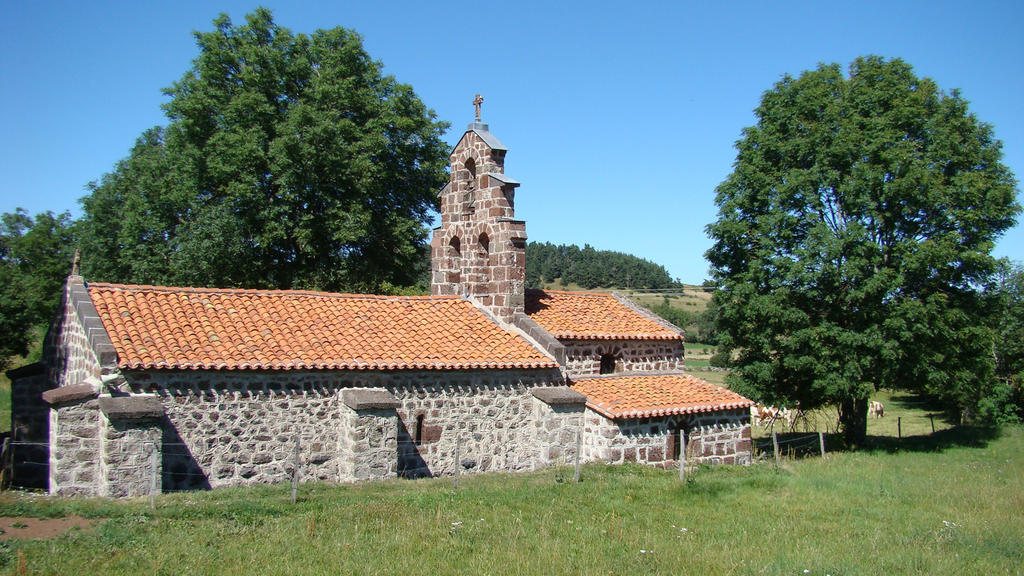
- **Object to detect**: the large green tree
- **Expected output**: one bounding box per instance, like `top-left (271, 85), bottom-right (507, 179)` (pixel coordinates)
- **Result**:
top-left (982, 260), bottom-right (1024, 423)
top-left (0, 209), bottom-right (76, 368)
top-left (78, 8), bottom-right (449, 292)
top-left (993, 262), bottom-right (1024, 382)
top-left (706, 56), bottom-right (1020, 444)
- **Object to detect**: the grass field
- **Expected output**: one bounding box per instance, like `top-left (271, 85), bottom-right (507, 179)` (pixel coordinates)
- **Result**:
top-left (537, 282), bottom-right (714, 316)
top-left (0, 421), bottom-right (1020, 575)
top-left (0, 374), bottom-right (10, 435)
top-left (1, 299), bottom-right (1019, 574)
top-left (629, 290), bottom-right (711, 312)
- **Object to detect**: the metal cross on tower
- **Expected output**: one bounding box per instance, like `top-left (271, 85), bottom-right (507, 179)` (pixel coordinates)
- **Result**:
top-left (473, 94), bottom-right (484, 121)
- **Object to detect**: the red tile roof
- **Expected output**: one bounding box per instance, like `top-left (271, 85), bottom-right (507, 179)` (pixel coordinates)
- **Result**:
top-left (87, 283), bottom-right (557, 371)
top-left (525, 289), bottom-right (682, 341)
top-left (571, 373), bottom-right (753, 420)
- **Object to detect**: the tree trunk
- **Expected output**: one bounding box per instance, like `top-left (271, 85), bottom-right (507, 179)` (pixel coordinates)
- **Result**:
top-left (839, 396), bottom-right (869, 447)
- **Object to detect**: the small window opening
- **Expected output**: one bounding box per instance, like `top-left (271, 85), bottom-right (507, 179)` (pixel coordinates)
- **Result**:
top-left (465, 158), bottom-right (477, 189)
top-left (667, 421), bottom-right (690, 461)
top-left (599, 353), bottom-right (617, 374)
top-left (478, 233), bottom-right (489, 254)
top-left (449, 236), bottom-right (461, 256)
top-left (415, 414), bottom-right (426, 446)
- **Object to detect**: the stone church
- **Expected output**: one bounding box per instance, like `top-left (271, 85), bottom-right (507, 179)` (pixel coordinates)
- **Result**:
top-left (7, 100), bottom-right (752, 497)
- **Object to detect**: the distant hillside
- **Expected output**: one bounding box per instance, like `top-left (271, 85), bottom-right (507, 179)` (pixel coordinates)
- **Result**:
top-left (525, 242), bottom-right (679, 290)
top-left (525, 242), bottom-right (719, 344)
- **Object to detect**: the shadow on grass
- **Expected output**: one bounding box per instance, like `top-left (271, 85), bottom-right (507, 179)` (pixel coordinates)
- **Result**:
top-left (862, 425), bottom-right (1003, 454)
top-left (753, 425), bottom-right (1002, 459)
top-left (885, 392), bottom-right (952, 419)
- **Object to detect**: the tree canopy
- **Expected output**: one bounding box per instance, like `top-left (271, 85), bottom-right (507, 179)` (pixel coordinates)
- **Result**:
top-left (993, 262), bottom-right (1024, 382)
top-left (705, 56), bottom-right (1020, 443)
top-left (0, 209), bottom-right (76, 368)
top-left (526, 242), bottom-right (679, 290)
top-left (77, 8), bottom-right (449, 293)
top-left (985, 260), bottom-right (1024, 423)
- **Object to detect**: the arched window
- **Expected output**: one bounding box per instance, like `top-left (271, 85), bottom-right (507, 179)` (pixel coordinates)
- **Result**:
top-left (449, 236), bottom-right (461, 256)
top-left (599, 353), bottom-right (617, 374)
top-left (478, 233), bottom-right (489, 255)
top-left (465, 158), bottom-right (477, 189)
top-left (415, 414), bottom-right (426, 446)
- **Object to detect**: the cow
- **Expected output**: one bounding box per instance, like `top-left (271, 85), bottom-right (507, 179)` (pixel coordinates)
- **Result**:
top-left (755, 404), bottom-right (778, 428)
top-left (869, 400), bottom-right (885, 418)
top-left (751, 404), bottom-right (789, 429)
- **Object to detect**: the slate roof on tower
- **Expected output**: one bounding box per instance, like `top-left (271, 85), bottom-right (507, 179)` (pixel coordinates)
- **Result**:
top-left (525, 289), bottom-right (683, 341)
top-left (87, 282), bottom-right (557, 371)
top-left (465, 121), bottom-right (507, 151)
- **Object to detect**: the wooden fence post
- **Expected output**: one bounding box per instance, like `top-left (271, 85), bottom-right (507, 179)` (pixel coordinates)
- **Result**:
top-left (1, 437), bottom-right (10, 489)
top-left (930, 414), bottom-right (935, 434)
top-left (897, 417), bottom-right (902, 441)
top-left (573, 429), bottom-right (582, 483)
top-left (818, 432), bottom-right (826, 457)
top-left (772, 432), bottom-right (780, 468)
top-left (678, 430), bottom-right (688, 482)
top-left (454, 435), bottom-right (462, 490)
top-left (150, 444), bottom-right (158, 510)
top-left (291, 435), bottom-right (300, 504)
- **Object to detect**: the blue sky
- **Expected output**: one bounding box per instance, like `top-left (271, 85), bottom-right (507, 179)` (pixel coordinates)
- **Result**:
top-left (2, 0), bottom-right (1021, 283)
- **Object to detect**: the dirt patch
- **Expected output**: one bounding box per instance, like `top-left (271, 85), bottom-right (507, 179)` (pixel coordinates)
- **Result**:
top-left (0, 516), bottom-right (95, 540)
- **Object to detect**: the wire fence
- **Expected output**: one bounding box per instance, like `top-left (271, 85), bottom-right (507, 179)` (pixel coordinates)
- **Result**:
top-left (3, 423), bottom-right (777, 503)
top-left (0, 427), bottom-right (592, 504)
top-left (753, 431), bottom-right (829, 465)
top-left (1, 439), bottom-right (49, 490)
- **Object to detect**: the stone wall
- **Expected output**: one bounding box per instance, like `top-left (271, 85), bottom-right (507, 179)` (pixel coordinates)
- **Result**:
top-left (532, 400), bottom-right (586, 468)
top-left (121, 367), bottom-right (570, 490)
top-left (338, 407), bottom-right (399, 482)
top-left (6, 363), bottom-right (51, 488)
top-left (4, 275), bottom-right (112, 491)
top-left (43, 275), bottom-right (117, 388)
top-left (99, 413), bottom-right (162, 498)
top-left (583, 408), bottom-right (751, 467)
top-left (133, 370), bottom-right (348, 490)
top-left (386, 370), bottom-right (565, 477)
top-left (561, 339), bottom-right (686, 377)
top-left (49, 397), bottom-right (101, 496)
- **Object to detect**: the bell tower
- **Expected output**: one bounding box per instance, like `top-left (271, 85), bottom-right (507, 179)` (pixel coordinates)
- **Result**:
top-left (430, 95), bottom-right (527, 323)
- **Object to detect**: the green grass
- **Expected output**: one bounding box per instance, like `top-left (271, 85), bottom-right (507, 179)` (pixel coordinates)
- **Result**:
top-left (683, 342), bottom-right (726, 385)
top-left (684, 342), bottom-right (715, 355)
top-left (1, 424), bottom-right (1021, 575)
top-left (0, 374), bottom-right (9, 435)
top-left (539, 280), bottom-right (598, 292)
top-left (630, 291), bottom-right (710, 312)
top-left (688, 368), bottom-right (727, 387)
